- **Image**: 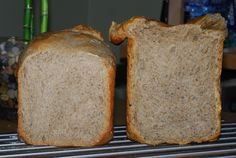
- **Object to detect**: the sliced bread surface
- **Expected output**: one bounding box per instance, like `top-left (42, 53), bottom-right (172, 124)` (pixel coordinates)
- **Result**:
top-left (18, 25), bottom-right (116, 147)
top-left (109, 14), bottom-right (226, 145)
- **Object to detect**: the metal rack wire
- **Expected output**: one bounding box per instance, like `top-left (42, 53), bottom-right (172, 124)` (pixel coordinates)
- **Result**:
top-left (0, 122), bottom-right (236, 157)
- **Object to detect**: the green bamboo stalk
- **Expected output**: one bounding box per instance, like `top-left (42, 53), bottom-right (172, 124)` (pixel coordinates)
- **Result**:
top-left (40, 0), bottom-right (48, 33)
top-left (30, 13), bottom-right (34, 40)
top-left (23, 0), bottom-right (33, 43)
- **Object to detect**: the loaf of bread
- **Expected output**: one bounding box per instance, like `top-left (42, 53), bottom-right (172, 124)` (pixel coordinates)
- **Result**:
top-left (109, 14), bottom-right (226, 145)
top-left (18, 25), bottom-right (116, 146)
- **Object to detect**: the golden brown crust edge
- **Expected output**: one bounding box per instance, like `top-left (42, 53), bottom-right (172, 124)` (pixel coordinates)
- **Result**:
top-left (17, 64), bottom-right (34, 145)
top-left (109, 14), bottom-right (225, 145)
top-left (109, 16), bottom-right (168, 45)
top-left (93, 62), bottom-right (116, 146)
top-left (126, 38), bottom-right (146, 144)
top-left (187, 13), bottom-right (227, 37)
top-left (18, 25), bottom-right (104, 69)
top-left (70, 25), bottom-right (104, 41)
top-left (109, 13), bottom-right (226, 45)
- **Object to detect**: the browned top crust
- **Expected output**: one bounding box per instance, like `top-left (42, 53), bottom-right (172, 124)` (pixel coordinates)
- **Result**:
top-left (187, 13), bottom-right (227, 37)
top-left (109, 13), bottom-right (227, 45)
top-left (68, 25), bottom-right (104, 41)
top-left (18, 25), bottom-right (116, 77)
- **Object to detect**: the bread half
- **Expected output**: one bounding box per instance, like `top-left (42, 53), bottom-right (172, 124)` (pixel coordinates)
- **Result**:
top-left (109, 14), bottom-right (226, 145)
top-left (18, 25), bottom-right (116, 147)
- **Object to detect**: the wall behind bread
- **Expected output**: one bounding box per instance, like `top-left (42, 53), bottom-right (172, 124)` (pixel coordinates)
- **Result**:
top-left (0, 0), bottom-right (163, 58)
top-left (0, 0), bottom-right (24, 38)
top-left (87, 0), bottom-right (163, 59)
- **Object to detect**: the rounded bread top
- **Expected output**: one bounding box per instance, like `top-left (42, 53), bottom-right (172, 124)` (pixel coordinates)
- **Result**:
top-left (19, 25), bottom-right (116, 70)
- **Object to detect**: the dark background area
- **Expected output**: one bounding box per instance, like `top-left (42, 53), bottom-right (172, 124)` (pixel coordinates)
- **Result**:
top-left (0, 0), bottom-right (163, 59)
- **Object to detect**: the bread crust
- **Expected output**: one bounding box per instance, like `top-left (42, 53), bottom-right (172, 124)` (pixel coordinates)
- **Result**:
top-left (187, 13), bottom-right (227, 37)
top-left (109, 14), bottom-right (226, 145)
top-left (95, 64), bottom-right (116, 146)
top-left (18, 25), bottom-right (116, 147)
top-left (109, 16), bottom-right (168, 45)
top-left (70, 25), bottom-right (104, 41)
top-left (126, 38), bottom-right (146, 143)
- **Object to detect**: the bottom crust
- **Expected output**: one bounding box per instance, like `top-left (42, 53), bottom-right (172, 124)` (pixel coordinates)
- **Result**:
top-left (127, 123), bottom-right (221, 146)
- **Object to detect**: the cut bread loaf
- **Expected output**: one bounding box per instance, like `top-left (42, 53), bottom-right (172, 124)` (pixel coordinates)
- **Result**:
top-left (18, 25), bottom-right (116, 147)
top-left (109, 14), bottom-right (226, 145)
